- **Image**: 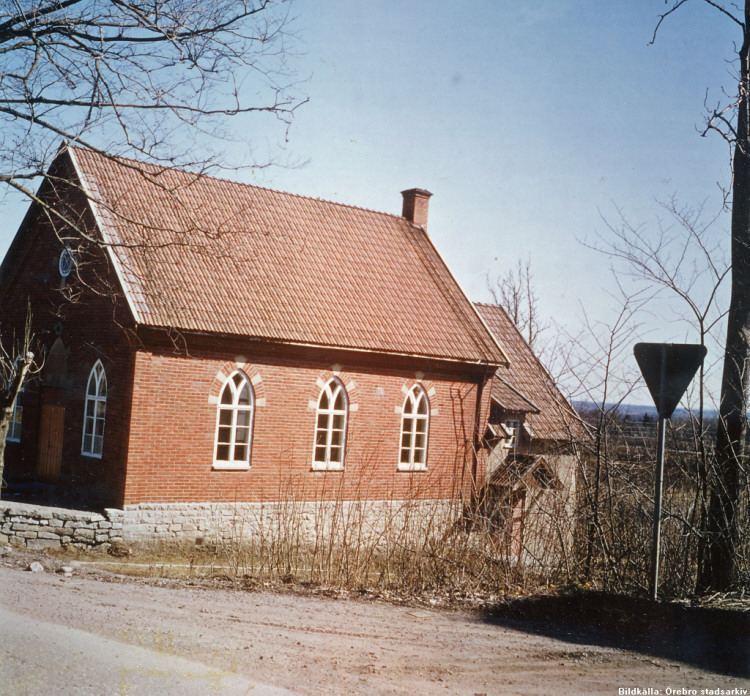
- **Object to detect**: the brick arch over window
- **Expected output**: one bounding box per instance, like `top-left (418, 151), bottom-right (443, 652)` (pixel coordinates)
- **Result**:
top-left (208, 361), bottom-right (267, 408)
top-left (43, 336), bottom-right (69, 388)
top-left (394, 380), bottom-right (437, 416)
top-left (306, 369), bottom-right (358, 409)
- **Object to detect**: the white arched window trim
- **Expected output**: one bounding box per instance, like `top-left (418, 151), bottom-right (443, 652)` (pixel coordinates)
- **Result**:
top-left (312, 378), bottom-right (348, 470)
top-left (398, 384), bottom-right (429, 471)
top-left (81, 360), bottom-right (106, 458)
top-left (213, 370), bottom-right (255, 470)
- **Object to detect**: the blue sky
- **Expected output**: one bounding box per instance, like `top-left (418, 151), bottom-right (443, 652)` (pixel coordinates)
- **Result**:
top-left (257, 1), bottom-right (734, 319)
top-left (1, 1), bottom-right (739, 401)
top-left (262, 1), bottom-right (736, 402)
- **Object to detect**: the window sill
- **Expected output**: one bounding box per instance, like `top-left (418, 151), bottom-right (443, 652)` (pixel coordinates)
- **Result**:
top-left (397, 463), bottom-right (427, 472)
top-left (81, 452), bottom-right (103, 459)
top-left (311, 462), bottom-right (344, 472)
top-left (212, 462), bottom-right (250, 471)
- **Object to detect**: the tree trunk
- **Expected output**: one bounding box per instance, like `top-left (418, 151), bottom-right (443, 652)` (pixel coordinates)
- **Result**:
top-left (0, 351), bottom-right (33, 498)
top-left (697, 1), bottom-right (750, 592)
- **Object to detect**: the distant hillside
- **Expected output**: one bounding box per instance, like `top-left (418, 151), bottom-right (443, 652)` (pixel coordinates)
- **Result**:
top-left (572, 401), bottom-right (719, 421)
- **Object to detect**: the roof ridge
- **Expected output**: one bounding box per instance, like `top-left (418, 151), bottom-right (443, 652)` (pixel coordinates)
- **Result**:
top-left (68, 144), bottom-right (411, 226)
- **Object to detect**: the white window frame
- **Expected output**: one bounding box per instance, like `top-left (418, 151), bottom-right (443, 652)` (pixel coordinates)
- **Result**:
top-left (505, 419), bottom-right (521, 449)
top-left (213, 371), bottom-right (255, 470)
top-left (7, 387), bottom-right (23, 442)
top-left (59, 248), bottom-right (74, 278)
top-left (312, 378), bottom-right (348, 470)
top-left (81, 360), bottom-right (106, 458)
top-left (398, 384), bottom-right (429, 471)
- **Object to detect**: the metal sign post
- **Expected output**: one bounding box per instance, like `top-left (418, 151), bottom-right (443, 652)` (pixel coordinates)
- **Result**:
top-left (651, 412), bottom-right (667, 602)
top-left (633, 343), bottom-right (706, 601)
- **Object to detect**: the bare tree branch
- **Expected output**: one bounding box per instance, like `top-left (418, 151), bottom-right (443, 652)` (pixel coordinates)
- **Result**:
top-left (0, 0), bottom-right (305, 210)
top-left (487, 258), bottom-right (548, 352)
top-left (0, 304), bottom-right (41, 494)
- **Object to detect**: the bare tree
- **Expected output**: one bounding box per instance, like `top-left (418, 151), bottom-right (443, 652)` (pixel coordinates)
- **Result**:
top-left (0, 1), bottom-right (303, 212)
top-left (0, 1), bottom-right (304, 465)
top-left (652, 0), bottom-right (750, 591)
top-left (591, 197), bottom-right (734, 591)
top-left (0, 308), bottom-right (39, 495)
top-left (557, 283), bottom-right (649, 582)
top-left (591, 198), bottom-right (729, 446)
top-left (488, 258), bottom-right (547, 351)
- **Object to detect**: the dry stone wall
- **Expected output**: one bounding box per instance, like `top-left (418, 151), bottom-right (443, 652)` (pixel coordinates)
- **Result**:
top-left (0, 501), bottom-right (124, 550)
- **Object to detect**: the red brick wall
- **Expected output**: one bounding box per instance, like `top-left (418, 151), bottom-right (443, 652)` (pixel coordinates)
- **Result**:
top-left (124, 347), bottom-right (490, 505)
top-left (0, 173), bottom-right (134, 509)
top-left (1, 162), bottom-right (496, 510)
top-left (1, 200), bottom-right (494, 509)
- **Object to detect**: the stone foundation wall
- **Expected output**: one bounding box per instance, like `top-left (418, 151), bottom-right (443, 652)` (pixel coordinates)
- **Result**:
top-left (121, 500), bottom-right (458, 546)
top-left (0, 499), bottom-right (460, 550)
top-left (0, 501), bottom-right (124, 550)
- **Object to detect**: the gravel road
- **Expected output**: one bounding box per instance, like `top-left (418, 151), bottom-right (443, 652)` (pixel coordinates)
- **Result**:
top-left (0, 555), bottom-right (747, 695)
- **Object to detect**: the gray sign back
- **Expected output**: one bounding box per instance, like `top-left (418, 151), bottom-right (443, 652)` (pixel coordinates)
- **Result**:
top-left (633, 343), bottom-right (707, 419)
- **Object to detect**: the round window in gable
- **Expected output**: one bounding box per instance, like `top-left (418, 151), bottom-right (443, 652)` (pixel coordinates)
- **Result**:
top-left (58, 248), bottom-right (74, 278)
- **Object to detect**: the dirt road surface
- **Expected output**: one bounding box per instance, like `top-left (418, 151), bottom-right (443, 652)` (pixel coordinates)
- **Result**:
top-left (0, 557), bottom-right (748, 695)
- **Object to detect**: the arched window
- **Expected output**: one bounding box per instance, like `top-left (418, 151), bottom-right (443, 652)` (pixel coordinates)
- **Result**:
top-left (214, 371), bottom-right (254, 469)
top-left (82, 360), bottom-right (106, 457)
top-left (313, 378), bottom-right (348, 469)
top-left (398, 385), bottom-right (429, 470)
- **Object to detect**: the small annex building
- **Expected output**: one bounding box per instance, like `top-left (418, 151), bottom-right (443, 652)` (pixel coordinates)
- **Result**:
top-left (475, 303), bottom-right (579, 557)
top-left (0, 145), bottom-right (511, 531)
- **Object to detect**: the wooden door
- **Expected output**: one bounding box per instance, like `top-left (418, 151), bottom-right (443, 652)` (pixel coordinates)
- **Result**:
top-left (36, 388), bottom-right (66, 481)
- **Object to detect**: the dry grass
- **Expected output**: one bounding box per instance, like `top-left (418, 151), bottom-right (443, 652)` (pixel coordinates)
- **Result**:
top-left (47, 428), bottom-right (750, 601)
top-left (574, 419), bottom-right (750, 597)
top-left (48, 483), bottom-right (575, 601)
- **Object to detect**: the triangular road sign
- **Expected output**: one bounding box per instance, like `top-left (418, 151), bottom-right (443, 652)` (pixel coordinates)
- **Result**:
top-left (634, 343), bottom-right (706, 419)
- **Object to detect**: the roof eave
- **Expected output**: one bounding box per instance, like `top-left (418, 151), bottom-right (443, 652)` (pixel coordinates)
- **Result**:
top-left (67, 146), bottom-right (142, 325)
top-left (491, 377), bottom-right (541, 414)
top-left (138, 325), bottom-right (506, 370)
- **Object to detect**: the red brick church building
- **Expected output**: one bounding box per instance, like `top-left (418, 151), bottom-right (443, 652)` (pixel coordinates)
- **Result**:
top-left (0, 145), bottom-right (511, 511)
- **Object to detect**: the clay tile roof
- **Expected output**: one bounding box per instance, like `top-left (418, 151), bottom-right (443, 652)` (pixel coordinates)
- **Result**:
top-left (491, 377), bottom-right (540, 414)
top-left (65, 146), bottom-right (507, 365)
top-left (475, 302), bottom-right (578, 441)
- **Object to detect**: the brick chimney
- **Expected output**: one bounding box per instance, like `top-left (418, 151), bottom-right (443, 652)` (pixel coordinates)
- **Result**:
top-left (401, 188), bottom-right (433, 228)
